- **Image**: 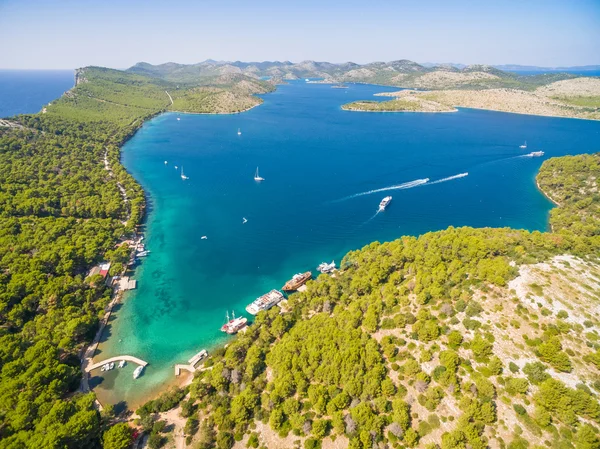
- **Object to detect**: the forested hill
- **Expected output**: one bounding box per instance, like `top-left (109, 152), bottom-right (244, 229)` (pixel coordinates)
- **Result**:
top-left (0, 67), bottom-right (272, 448)
top-left (537, 153), bottom-right (600, 236)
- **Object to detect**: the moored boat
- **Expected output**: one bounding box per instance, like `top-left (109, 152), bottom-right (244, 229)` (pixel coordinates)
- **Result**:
top-left (282, 271), bottom-right (312, 291)
top-left (246, 289), bottom-right (285, 315)
top-left (133, 365), bottom-right (144, 379)
top-left (118, 360), bottom-right (126, 368)
top-left (520, 141), bottom-right (527, 149)
top-left (220, 311), bottom-right (248, 334)
top-left (379, 196), bottom-right (392, 211)
top-left (254, 167), bottom-right (264, 182)
top-left (317, 261), bottom-right (336, 273)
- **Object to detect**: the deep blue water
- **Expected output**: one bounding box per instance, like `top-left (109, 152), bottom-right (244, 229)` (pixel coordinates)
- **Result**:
top-left (0, 70), bottom-right (74, 117)
top-left (94, 81), bottom-right (600, 407)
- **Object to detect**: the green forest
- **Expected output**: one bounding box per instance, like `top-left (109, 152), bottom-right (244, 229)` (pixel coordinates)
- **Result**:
top-left (0, 67), bottom-right (271, 448)
top-left (0, 64), bottom-right (599, 449)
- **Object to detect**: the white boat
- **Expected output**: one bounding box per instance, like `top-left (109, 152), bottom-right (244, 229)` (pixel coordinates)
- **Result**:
top-left (177, 117), bottom-right (181, 121)
top-left (246, 290), bottom-right (285, 315)
top-left (519, 141), bottom-right (527, 149)
top-left (317, 261), bottom-right (336, 273)
top-left (305, 78), bottom-right (309, 82)
top-left (379, 196), bottom-right (392, 211)
top-left (133, 365), bottom-right (144, 379)
top-left (527, 151), bottom-right (544, 157)
top-left (237, 128), bottom-right (242, 135)
top-left (101, 364), bottom-right (108, 372)
top-left (181, 166), bottom-right (189, 180)
top-left (108, 362), bottom-right (115, 370)
top-left (254, 167), bottom-right (265, 182)
top-left (164, 161), bottom-right (168, 165)
top-left (242, 217), bottom-right (248, 224)
top-left (136, 250), bottom-right (150, 257)
top-left (175, 165), bottom-right (178, 170)
top-left (118, 360), bottom-right (126, 368)
top-left (201, 236), bottom-right (208, 240)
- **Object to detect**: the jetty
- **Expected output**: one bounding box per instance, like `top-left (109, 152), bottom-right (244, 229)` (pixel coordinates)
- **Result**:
top-left (174, 349), bottom-right (208, 377)
top-left (86, 355), bottom-right (148, 372)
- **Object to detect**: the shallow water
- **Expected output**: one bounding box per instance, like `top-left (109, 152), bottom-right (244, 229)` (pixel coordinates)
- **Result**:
top-left (94, 81), bottom-right (600, 407)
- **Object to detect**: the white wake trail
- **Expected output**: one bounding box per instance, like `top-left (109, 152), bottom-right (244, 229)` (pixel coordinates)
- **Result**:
top-left (427, 172), bottom-right (468, 185)
top-left (334, 178), bottom-right (430, 202)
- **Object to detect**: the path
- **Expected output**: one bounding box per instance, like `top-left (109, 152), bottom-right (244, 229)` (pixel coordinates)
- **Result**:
top-left (78, 150), bottom-right (141, 404)
top-left (165, 90), bottom-right (173, 105)
top-left (86, 355), bottom-right (148, 372)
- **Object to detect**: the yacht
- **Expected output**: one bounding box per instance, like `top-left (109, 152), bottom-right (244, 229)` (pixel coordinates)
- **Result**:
top-left (379, 196), bottom-right (392, 211)
top-left (220, 311), bottom-right (248, 334)
top-left (118, 360), bottom-right (126, 368)
top-left (181, 166), bottom-right (189, 180)
top-left (242, 217), bottom-right (248, 224)
top-left (164, 160), bottom-right (168, 165)
top-left (108, 362), bottom-right (115, 370)
top-left (254, 167), bottom-right (265, 182)
top-left (520, 141), bottom-right (527, 149)
top-left (177, 117), bottom-right (181, 121)
top-left (101, 364), bottom-right (108, 372)
top-left (175, 165), bottom-right (178, 170)
top-left (136, 250), bottom-right (150, 257)
top-left (527, 151), bottom-right (545, 157)
top-left (317, 261), bottom-right (336, 274)
top-left (237, 128), bottom-right (242, 135)
top-left (201, 236), bottom-right (208, 240)
top-left (133, 365), bottom-right (144, 379)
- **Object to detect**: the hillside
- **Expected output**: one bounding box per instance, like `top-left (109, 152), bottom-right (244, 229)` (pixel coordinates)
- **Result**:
top-left (127, 60), bottom-right (578, 91)
top-left (138, 156), bottom-right (600, 449)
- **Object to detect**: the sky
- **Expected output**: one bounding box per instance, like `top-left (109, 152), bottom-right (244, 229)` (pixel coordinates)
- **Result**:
top-left (0, 0), bottom-right (599, 69)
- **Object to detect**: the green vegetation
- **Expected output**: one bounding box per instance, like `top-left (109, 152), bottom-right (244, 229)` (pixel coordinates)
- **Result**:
top-left (341, 98), bottom-right (454, 113)
top-left (537, 153), bottom-right (600, 235)
top-left (0, 66), bottom-right (271, 448)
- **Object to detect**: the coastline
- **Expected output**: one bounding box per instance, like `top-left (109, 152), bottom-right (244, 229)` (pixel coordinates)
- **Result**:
top-left (341, 106), bottom-right (458, 113)
top-left (88, 95), bottom-right (268, 409)
top-left (168, 100), bottom-right (263, 115)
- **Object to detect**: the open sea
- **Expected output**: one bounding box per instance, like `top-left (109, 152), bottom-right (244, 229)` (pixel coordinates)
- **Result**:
top-left (0, 70), bottom-right (74, 117)
top-left (91, 81), bottom-right (600, 408)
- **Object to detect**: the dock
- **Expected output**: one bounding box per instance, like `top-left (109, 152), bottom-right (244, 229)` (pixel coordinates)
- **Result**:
top-left (175, 364), bottom-right (196, 376)
top-left (188, 349), bottom-right (208, 367)
top-left (86, 355), bottom-right (148, 373)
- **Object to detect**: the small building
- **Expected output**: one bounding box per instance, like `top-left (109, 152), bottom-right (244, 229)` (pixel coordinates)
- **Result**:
top-left (88, 262), bottom-right (111, 279)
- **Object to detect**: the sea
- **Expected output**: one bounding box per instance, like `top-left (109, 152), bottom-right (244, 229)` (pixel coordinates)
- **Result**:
top-left (0, 70), bottom-right (74, 117)
top-left (1, 70), bottom-right (599, 409)
top-left (94, 81), bottom-right (600, 408)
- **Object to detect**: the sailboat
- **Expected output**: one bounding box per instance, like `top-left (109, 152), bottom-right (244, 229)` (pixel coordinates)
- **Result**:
top-left (519, 141), bottom-right (527, 149)
top-left (181, 166), bottom-right (189, 180)
top-left (237, 128), bottom-right (242, 135)
top-left (254, 167), bottom-right (264, 182)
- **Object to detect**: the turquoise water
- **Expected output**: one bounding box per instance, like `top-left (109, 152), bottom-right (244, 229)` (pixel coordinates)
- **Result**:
top-left (95, 81), bottom-right (600, 407)
top-left (0, 70), bottom-right (74, 117)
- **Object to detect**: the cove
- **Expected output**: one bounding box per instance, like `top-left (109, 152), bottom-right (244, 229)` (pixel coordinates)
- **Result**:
top-left (94, 81), bottom-right (600, 407)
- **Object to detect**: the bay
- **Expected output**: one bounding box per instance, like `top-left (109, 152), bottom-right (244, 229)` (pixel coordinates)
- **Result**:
top-left (95, 81), bottom-right (600, 407)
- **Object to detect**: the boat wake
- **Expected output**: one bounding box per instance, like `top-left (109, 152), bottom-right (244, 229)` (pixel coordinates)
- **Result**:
top-left (427, 172), bottom-right (468, 185)
top-left (334, 178), bottom-right (429, 203)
